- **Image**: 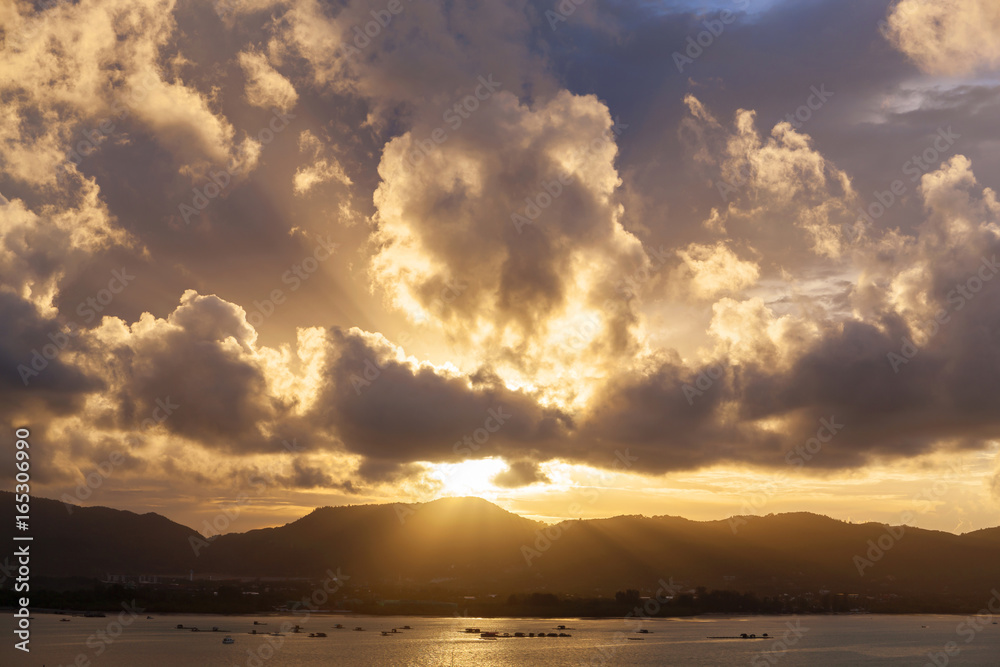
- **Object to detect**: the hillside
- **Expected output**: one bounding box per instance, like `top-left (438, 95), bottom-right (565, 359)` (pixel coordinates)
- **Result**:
top-left (3, 492), bottom-right (998, 600)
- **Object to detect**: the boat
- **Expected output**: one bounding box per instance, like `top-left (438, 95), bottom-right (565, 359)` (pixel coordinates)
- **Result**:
top-left (402, 625), bottom-right (412, 630)
top-left (254, 621), bottom-right (267, 626)
top-left (354, 627), bottom-right (364, 631)
top-left (637, 628), bottom-right (650, 634)
top-left (557, 625), bottom-right (566, 630)
top-left (308, 632), bottom-right (327, 638)
top-left (334, 624), bottom-right (344, 629)
top-left (222, 636), bottom-right (235, 644)
top-left (190, 628), bottom-right (200, 632)
top-left (558, 633), bottom-right (571, 637)
top-left (514, 632), bottom-right (525, 637)
top-left (481, 632), bottom-right (499, 638)
top-left (146, 616), bottom-right (153, 619)
top-left (464, 627), bottom-right (481, 633)
top-left (60, 618), bottom-right (71, 622)
top-left (546, 633), bottom-right (558, 637)
top-left (381, 631), bottom-right (391, 636)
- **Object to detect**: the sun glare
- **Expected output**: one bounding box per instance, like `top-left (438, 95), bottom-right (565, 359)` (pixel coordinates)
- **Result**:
top-left (427, 458), bottom-right (509, 499)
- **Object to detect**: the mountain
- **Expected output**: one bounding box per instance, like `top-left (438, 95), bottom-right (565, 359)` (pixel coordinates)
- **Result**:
top-left (4, 492), bottom-right (999, 599)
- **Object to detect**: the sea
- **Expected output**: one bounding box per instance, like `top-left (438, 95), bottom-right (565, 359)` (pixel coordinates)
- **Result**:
top-left (4, 612), bottom-right (1000, 666)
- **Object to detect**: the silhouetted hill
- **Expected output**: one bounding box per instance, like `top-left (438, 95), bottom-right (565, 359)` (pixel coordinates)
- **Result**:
top-left (0, 491), bottom-right (201, 577)
top-left (5, 492), bottom-right (999, 600)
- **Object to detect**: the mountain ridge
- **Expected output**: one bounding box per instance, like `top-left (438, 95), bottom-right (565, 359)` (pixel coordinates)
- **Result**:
top-left (4, 491), bottom-right (998, 599)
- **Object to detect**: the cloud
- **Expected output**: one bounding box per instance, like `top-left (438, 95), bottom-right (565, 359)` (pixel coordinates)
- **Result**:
top-left (674, 241), bottom-right (760, 300)
top-left (371, 88), bottom-right (649, 407)
top-left (681, 95), bottom-right (857, 261)
top-left (0, 0), bottom-right (254, 184)
top-left (492, 460), bottom-right (551, 488)
top-left (885, 0), bottom-right (1000, 75)
top-left (239, 49), bottom-right (299, 112)
top-left (293, 130), bottom-right (351, 195)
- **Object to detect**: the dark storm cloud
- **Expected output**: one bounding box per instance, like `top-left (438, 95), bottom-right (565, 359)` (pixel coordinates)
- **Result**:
top-left (313, 327), bottom-right (572, 473)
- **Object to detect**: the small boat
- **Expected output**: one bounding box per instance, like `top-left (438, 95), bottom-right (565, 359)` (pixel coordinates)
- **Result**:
top-left (481, 631), bottom-right (498, 638)
top-left (514, 632), bottom-right (525, 637)
top-left (528, 633), bottom-right (535, 637)
top-left (354, 627), bottom-right (364, 631)
top-left (334, 624), bottom-right (344, 629)
top-left (254, 621), bottom-right (267, 626)
top-left (559, 633), bottom-right (571, 637)
top-left (269, 633), bottom-right (284, 637)
top-left (146, 616), bottom-right (153, 619)
top-left (546, 633), bottom-right (558, 637)
top-left (464, 627), bottom-right (481, 633)
top-left (402, 625), bottom-right (412, 630)
top-left (190, 627), bottom-right (200, 632)
top-left (637, 628), bottom-right (650, 634)
top-left (60, 618), bottom-right (71, 622)
top-left (557, 625), bottom-right (566, 630)
top-left (308, 632), bottom-right (327, 637)
top-left (222, 636), bottom-right (235, 644)
top-left (381, 631), bottom-right (390, 636)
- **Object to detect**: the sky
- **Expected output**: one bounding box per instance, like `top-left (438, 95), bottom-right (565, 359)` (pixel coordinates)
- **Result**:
top-left (2, 0), bottom-right (1000, 535)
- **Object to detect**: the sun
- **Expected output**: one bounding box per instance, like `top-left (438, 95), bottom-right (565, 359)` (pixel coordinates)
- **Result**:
top-left (427, 458), bottom-right (509, 499)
